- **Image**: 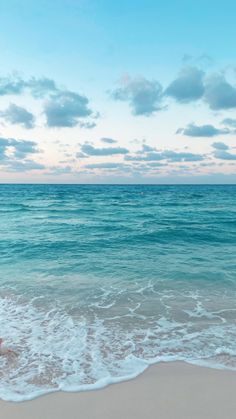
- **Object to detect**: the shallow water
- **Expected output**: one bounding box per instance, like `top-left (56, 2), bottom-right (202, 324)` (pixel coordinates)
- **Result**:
top-left (0, 184), bottom-right (236, 401)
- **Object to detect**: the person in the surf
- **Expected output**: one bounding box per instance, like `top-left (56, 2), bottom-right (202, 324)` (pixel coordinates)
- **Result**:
top-left (0, 338), bottom-right (17, 357)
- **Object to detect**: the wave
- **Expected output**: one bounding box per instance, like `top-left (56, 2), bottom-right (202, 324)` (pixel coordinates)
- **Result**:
top-left (1, 292), bottom-right (236, 402)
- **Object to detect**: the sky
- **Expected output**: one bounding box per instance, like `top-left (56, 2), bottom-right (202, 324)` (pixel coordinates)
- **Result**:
top-left (0, 0), bottom-right (236, 183)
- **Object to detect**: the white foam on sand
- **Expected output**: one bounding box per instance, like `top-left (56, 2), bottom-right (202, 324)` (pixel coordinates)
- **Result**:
top-left (1, 292), bottom-right (236, 402)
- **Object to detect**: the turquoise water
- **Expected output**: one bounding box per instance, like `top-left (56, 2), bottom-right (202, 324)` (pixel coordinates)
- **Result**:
top-left (0, 184), bottom-right (236, 401)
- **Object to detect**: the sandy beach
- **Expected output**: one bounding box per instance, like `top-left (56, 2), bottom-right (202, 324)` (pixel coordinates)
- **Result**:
top-left (1, 362), bottom-right (236, 419)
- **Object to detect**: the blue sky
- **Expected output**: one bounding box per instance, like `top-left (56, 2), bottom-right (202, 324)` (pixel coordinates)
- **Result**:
top-left (0, 0), bottom-right (236, 183)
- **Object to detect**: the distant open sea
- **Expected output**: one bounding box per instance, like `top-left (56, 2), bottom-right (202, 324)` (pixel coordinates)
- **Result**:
top-left (0, 184), bottom-right (236, 401)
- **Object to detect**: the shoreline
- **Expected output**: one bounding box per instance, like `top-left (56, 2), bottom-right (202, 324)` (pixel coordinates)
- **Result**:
top-left (1, 361), bottom-right (236, 418)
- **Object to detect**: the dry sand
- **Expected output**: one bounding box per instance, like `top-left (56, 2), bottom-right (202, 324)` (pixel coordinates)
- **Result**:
top-left (1, 362), bottom-right (236, 419)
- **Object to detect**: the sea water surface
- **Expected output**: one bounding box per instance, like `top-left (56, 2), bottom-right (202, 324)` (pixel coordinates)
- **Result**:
top-left (0, 184), bottom-right (236, 401)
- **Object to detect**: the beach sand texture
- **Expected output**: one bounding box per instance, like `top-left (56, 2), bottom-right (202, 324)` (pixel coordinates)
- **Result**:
top-left (1, 362), bottom-right (236, 419)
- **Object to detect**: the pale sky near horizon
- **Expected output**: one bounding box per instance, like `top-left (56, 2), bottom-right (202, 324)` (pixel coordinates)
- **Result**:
top-left (0, 0), bottom-right (236, 183)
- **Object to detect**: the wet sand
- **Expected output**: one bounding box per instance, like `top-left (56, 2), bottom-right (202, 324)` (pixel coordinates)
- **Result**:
top-left (1, 362), bottom-right (236, 419)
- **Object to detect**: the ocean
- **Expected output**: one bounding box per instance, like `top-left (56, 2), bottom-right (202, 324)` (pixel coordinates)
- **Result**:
top-left (0, 184), bottom-right (236, 401)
